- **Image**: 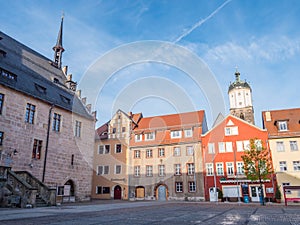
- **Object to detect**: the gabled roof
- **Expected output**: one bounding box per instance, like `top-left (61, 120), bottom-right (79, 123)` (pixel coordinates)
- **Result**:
top-left (0, 31), bottom-right (93, 120)
top-left (262, 108), bottom-right (300, 137)
top-left (202, 114), bottom-right (265, 137)
top-left (133, 110), bottom-right (205, 131)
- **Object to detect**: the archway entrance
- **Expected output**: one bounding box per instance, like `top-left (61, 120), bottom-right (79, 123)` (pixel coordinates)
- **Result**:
top-left (62, 180), bottom-right (75, 202)
top-left (135, 186), bottom-right (145, 199)
top-left (114, 185), bottom-right (122, 200)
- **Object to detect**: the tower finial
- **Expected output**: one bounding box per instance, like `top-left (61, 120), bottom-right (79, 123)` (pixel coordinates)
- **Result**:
top-left (53, 14), bottom-right (65, 69)
top-left (234, 66), bottom-right (240, 83)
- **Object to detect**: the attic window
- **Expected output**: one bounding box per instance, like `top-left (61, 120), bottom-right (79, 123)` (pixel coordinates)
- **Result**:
top-left (34, 83), bottom-right (47, 94)
top-left (277, 121), bottom-right (288, 131)
top-left (53, 78), bottom-right (59, 83)
top-left (0, 67), bottom-right (17, 81)
top-left (0, 49), bottom-right (6, 57)
top-left (60, 95), bottom-right (71, 104)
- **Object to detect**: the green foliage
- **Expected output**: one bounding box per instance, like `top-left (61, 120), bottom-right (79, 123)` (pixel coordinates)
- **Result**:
top-left (218, 189), bottom-right (223, 199)
top-left (275, 185), bottom-right (282, 199)
top-left (241, 138), bottom-right (273, 181)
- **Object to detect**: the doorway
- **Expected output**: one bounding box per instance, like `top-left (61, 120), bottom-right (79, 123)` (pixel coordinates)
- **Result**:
top-left (114, 185), bottom-right (122, 200)
top-left (250, 186), bottom-right (261, 202)
top-left (157, 185), bottom-right (167, 201)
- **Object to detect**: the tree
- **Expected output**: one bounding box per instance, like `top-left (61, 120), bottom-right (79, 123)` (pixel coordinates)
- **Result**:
top-left (241, 138), bottom-right (273, 205)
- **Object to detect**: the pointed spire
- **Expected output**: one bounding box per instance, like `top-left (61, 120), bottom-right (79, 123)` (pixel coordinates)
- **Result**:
top-left (53, 14), bottom-right (65, 68)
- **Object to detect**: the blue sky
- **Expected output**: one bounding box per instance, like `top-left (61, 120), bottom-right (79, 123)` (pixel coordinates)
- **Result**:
top-left (1, 0), bottom-right (299, 128)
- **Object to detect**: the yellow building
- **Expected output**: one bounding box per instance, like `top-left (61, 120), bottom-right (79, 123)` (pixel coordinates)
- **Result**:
top-left (262, 108), bottom-right (300, 201)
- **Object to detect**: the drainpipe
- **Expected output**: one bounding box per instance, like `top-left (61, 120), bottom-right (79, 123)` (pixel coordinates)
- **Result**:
top-left (42, 105), bottom-right (54, 183)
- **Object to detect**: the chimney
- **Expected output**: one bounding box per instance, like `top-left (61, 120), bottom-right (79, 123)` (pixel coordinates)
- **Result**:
top-left (265, 111), bottom-right (272, 122)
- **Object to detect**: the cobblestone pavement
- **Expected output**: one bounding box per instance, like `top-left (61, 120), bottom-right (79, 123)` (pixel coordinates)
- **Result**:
top-left (0, 201), bottom-right (300, 225)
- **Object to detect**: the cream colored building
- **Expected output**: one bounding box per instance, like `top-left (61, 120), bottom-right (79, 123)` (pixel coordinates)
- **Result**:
top-left (262, 108), bottom-right (300, 200)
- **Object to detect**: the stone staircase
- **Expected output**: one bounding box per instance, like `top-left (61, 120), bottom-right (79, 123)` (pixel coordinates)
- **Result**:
top-left (0, 166), bottom-right (56, 208)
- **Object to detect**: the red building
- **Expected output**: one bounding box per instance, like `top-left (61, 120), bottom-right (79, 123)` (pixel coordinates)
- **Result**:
top-left (201, 114), bottom-right (275, 202)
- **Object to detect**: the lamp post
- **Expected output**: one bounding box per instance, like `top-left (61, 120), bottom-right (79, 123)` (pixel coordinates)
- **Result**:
top-left (42, 105), bottom-right (54, 183)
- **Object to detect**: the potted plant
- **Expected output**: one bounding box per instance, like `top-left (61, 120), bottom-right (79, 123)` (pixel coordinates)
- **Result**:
top-left (218, 189), bottom-right (223, 202)
top-left (275, 185), bottom-right (282, 203)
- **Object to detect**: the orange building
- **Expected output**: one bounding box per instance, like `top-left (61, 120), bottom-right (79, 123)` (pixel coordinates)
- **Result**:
top-left (201, 114), bottom-right (275, 202)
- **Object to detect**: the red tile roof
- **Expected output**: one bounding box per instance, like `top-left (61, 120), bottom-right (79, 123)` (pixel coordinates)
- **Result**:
top-left (262, 108), bottom-right (300, 138)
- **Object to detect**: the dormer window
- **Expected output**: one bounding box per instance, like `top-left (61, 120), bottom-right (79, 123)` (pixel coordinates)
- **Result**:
top-left (278, 121), bottom-right (288, 131)
top-left (145, 132), bottom-right (155, 141)
top-left (171, 130), bottom-right (181, 139)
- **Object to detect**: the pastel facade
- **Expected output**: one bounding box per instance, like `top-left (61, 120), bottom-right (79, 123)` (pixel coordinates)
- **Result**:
top-left (262, 108), bottom-right (300, 200)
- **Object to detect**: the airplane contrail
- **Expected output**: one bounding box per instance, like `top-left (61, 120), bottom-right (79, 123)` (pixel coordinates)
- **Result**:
top-left (173, 0), bottom-right (232, 44)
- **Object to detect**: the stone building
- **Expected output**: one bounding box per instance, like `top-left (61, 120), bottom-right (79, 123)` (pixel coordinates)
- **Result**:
top-left (228, 70), bottom-right (255, 125)
top-left (0, 17), bottom-right (96, 205)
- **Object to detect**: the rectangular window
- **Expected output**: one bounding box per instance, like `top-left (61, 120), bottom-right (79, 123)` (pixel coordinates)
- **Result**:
top-left (145, 132), bottom-right (155, 140)
top-left (278, 121), bottom-right (288, 131)
top-left (189, 181), bottom-right (196, 192)
top-left (32, 139), bottom-right (42, 159)
top-left (135, 134), bottom-right (142, 142)
top-left (115, 165), bottom-right (121, 174)
top-left (276, 141), bottom-right (285, 152)
top-left (146, 149), bottom-right (152, 158)
top-left (236, 162), bottom-right (244, 175)
top-left (146, 165), bottom-right (153, 176)
top-left (290, 141), bottom-right (298, 151)
top-left (225, 126), bottom-right (238, 136)
top-left (115, 144), bottom-right (122, 153)
top-left (75, 120), bottom-right (81, 137)
top-left (243, 140), bottom-right (250, 150)
top-left (293, 161), bottom-right (300, 171)
top-left (184, 128), bottom-right (193, 137)
top-left (175, 182), bottom-right (183, 193)
top-left (97, 166), bottom-right (103, 175)
top-left (134, 150), bottom-right (141, 158)
top-left (279, 161), bottom-right (287, 172)
top-left (0, 131), bottom-right (3, 146)
top-left (134, 166), bottom-right (140, 177)
top-left (226, 142), bottom-right (233, 152)
top-left (216, 163), bottom-right (224, 176)
top-left (96, 186), bottom-right (102, 194)
top-left (52, 113), bottom-right (61, 132)
top-left (98, 145), bottom-right (104, 154)
top-left (158, 165), bottom-right (165, 176)
top-left (0, 93), bottom-right (4, 115)
top-left (112, 128), bottom-right (116, 134)
top-left (218, 142), bottom-right (225, 153)
top-left (158, 148), bottom-right (165, 157)
top-left (236, 141), bottom-right (244, 152)
top-left (104, 145), bottom-right (110, 154)
top-left (255, 139), bottom-right (262, 150)
top-left (71, 154), bottom-right (74, 165)
top-left (208, 143), bottom-right (215, 154)
top-left (174, 164), bottom-right (181, 175)
top-left (186, 146), bottom-right (194, 156)
top-left (25, 103), bottom-right (36, 124)
top-left (226, 162), bottom-right (234, 176)
top-left (282, 183), bottom-right (291, 194)
top-left (102, 187), bottom-right (110, 194)
top-left (122, 127), bottom-right (126, 132)
top-left (187, 163), bottom-right (195, 175)
top-left (206, 163), bottom-right (214, 176)
top-left (0, 68), bottom-right (17, 81)
top-left (173, 147), bottom-right (181, 156)
top-left (104, 165), bottom-right (109, 174)
top-left (171, 130), bottom-right (182, 139)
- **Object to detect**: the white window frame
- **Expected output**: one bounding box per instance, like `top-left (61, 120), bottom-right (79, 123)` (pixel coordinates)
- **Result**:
top-left (216, 163), bottom-right (224, 176)
top-left (278, 121), bottom-right (288, 131)
top-left (174, 147), bottom-right (181, 156)
top-left (184, 128), bottom-right (193, 138)
top-left (146, 165), bottom-right (153, 176)
top-left (115, 165), bottom-right (121, 174)
top-left (134, 150), bottom-right (141, 158)
top-left (236, 162), bottom-right (244, 175)
top-left (276, 141), bottom-right (285, 152)
top-left (226, 142), bottom-right (233, 152)
top-left (279, 161), bottom-right (287, 172)
top-left (175, 182), bottom-right (183, 193)
top-left (236, 141), bottom-right (244, 152)
top-left (225, 126), bottom-right (239, 136)
top-left (187, 163), bottom-right (195, 175)
top-left (115, 144), bottom-right (122, 153)
top-left (146, 149), bottom-right (153, 158)
top-left (145, 132), bottom-right (155, 141)
top-left (206, 163), bottom-right (214, 176)
top-left (290, 141), bottom-right (298, 151)
top-left (171, 130), bottom-right (182, 139)
top-left (226, 162), bottom-right (234, 176)
top-left (208, 143), bottom-right (215, 154)
top-left (158, 165), bottom-right (165, 177)
top-left (135, 134), bottom-right (142, 142)
top-left (218, 142), bottom-right (226, 153)
top-left (134, 166), bottom-right (140, 177)
top-left (158, 148), bottom-right (165, 157)
top-left (186, 146), bottom-right (194, 156)
top-left (243, 140), bottom-right (250, 150)
top-left (174, 164), bottom-right (181, 175)
top-left (189, 181), bottom-right (196, 192)
top-left (293, 161), bottom-right (300, 171)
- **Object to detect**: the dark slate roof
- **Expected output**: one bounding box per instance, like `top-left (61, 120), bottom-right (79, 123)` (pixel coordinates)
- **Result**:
top-left (0, 31), bottom-right (93, 120)
top-left (228, 71), bottom-right (251, 93)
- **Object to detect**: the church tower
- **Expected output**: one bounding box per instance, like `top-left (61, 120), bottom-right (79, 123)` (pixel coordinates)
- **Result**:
top-left (228, 69), bottom-right (255, 124)
top-left (53, 15), bottom-right (64, 68)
